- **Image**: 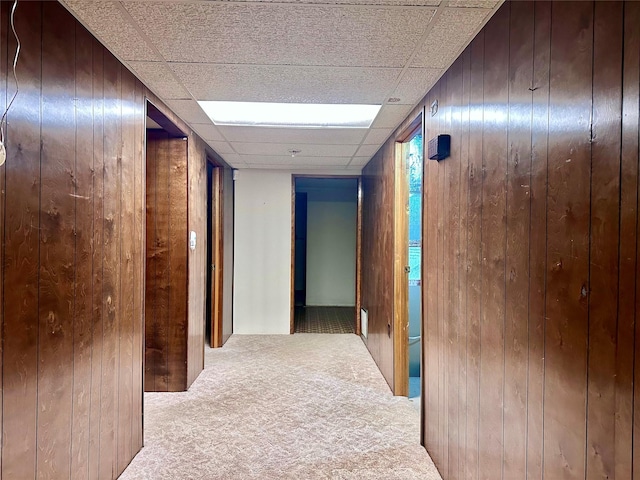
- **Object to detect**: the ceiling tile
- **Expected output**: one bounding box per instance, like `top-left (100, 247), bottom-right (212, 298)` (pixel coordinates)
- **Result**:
top-left (349, 157), bottom-right (374, 167)
top-left (128, 61), bottom-right (190, 99)
top-left (411, 7), bottom-right (492, 68)
top-left (170, 64), bottom-right (401, 104)
top-left (391, 68), bottom-right (442, 105)
top-left (62, 1), bottom-right (160, 62)
top-left (231, 143), bottom-right (358, 157)
top-left (370, 104), bottom-right (414, 129)
top-left (164, 100), bottom-right (211, 125)
top-left (225, 0), bottom-right (441, 4)
top-left (447, 0), bottom-right (501, 7)
top-left (191, 123), bottom-right (226, 142)
top-left (123, 3), bottom-right (437, 67)
top-left (219, 153), bottom-right (247, 168)
top-left (242, 155), bottom-right (352, 166)
top-left (208, 141), bottom-right (237, 155)
top-left (355, 144), bottom-right (382, 157)
top-left (363, 128), bottom-right (394, 145)
top-left (217, 126), bottom-right (367, 145)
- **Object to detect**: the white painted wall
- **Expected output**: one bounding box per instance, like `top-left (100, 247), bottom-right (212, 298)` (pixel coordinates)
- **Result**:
top-left (304, 187), bottom-right (357, 306)
top-left (233, 169), bottom-right (292, 334)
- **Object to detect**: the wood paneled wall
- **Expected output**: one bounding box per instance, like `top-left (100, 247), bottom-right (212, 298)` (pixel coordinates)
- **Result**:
top-left (363, 1), bottom-right (640, 478)
top-left (0, 2), bottom-right (145, 477)
top-left (428, 1), bottom-right (639, 478)
top-left (145, 131), bottom-right (187, 392)
top-left (362, 141), bottom-right (397, 388)
top-left (0, 2), bottom-right (215, 477)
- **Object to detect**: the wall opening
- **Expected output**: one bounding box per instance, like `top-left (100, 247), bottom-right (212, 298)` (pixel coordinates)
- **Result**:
top-left (291, 177), bottom-right (362, 334)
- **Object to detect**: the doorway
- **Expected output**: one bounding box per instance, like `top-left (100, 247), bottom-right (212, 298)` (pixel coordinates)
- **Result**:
top-left (394, 114), bottom-right (424, 399)
top-left (206, 161), bottom-right (225, 347)
top-left (290, 177), bottom-right (362, 335)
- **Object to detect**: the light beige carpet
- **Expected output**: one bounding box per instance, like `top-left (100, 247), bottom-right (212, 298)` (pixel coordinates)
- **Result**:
top-left (120, 334), bottom-right (442, 480)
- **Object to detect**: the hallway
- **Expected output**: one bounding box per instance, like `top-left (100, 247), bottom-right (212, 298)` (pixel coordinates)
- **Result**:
top-left (120, 335), bottom-right (441, 479)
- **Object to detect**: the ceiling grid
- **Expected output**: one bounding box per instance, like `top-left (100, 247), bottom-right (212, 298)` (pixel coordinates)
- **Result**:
top-left (62, 0), bottom-right (502, 170)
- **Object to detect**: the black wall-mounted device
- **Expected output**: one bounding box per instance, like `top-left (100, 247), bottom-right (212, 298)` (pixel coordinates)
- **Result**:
top-left (428, 134), bottom-right (451, 161)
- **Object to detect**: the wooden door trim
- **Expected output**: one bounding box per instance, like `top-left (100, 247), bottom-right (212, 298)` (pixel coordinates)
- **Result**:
top-left (290, 175), bottom-right (363, 335)
top-left (211, 165), bottom-right (224, 347)
top-left (393, 112), bottom-right (423, 397)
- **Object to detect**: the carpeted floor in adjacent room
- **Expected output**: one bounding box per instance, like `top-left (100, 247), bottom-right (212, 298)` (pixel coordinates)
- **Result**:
top-left (119, 334), bottom-right (442, 480)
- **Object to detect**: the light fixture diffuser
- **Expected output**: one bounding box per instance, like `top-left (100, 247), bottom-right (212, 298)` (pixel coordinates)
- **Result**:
top-left (198, 101), bottom-right (381, 128)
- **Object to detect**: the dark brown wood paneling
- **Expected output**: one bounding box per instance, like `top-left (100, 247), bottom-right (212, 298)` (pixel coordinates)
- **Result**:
top-left (362, 140), bottom-right (396, 388)
top-left (465, 32), bottom-right (484, 480)
top-left (503, 2), bottom-right (533, 477)
top-left (2, 2), bottom-right (41, 477)
top-left (88, 36), bottom-right (105, 480)
top-left (0, 2), bottom-right (213, 477)
top-left (478, 7), bottom-right (509, 479)
top-left (71, 21), bottom-right (94, 479)
top-left (544, 3), bottom-right (593, 478)
top-left (623, 5), bottom-right (640, 478)
top-left (37, 5), bottom-right (76, 477)
top-left (360, 2), bottom-right (640, 479)
top-left (145, 129), bottom-right (203, 392)
top-left (586, 3), bottom-right (624, 478)
top-left (527, 3), bottom-right (551, 478)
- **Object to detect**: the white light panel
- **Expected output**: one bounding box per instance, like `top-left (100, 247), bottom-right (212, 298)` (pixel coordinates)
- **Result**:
top-left (198, 101), bottom-right (381, 128)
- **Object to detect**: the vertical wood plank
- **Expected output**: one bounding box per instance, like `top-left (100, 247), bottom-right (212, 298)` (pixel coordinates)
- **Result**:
top-left (156, 134), bottom-right (170, 391)
top-left (88, 37), bottom-right (105, 480)
top-left (117, 68), bottom-right (135, 472)
top-left (1, 2), bottom-right (41, 479)
top-left (37, 4), bottom-right (76, 477)
top-left (145, 131), bottom-right (158, 392)
top-left (586, 3), bottom-right (624, 479)
top-left (527, 3), bottom-right (551, 478)
top-left (168, 137), bottom-right (188, 391)
top-left (478, 6), bottom-right (509, 479)
top-left (503, 3), bottom-right (534, 478)
top-left (447, 59), bottom-right (463, 480)
top-left (465, 31), bottom-right (484, 480)
top-left (71, 20), bottom-right (94, 480)
top-left (132, 79), bottom-right (145, 454)
top-left (458, 46), bottom-right (471, 480)
top-left (543, 3), bottom-right (593, 479)
top-left (100, 51), bottom-right (120, 480)
top-left (619, 3), bottom-right (640, 478)
top-left (0, 2), bottom-right (6, 472)
top-left (624, 4), bottom-right (640, 478)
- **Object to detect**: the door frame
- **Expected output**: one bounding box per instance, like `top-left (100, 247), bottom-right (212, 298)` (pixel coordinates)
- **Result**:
top-left (208, 161), bottom-right (224, 347)
top-left (290, 175), bottom-right (363, 335)
top-left (393, 112), bottom-right (424, 397)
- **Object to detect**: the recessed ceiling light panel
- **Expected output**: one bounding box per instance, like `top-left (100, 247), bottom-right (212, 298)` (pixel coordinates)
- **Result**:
top-left (198, 101), bottom-right (381, 129)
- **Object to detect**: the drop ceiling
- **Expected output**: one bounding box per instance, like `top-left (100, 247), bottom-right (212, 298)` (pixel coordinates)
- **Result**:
top-left (61, 0), bottom-right (502, 171)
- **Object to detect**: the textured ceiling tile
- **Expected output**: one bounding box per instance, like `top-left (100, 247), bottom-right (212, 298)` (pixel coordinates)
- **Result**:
top-left (355, 144), bottom-right (382, 157)
top-left (219, 153), bottom-right (247, 168)
top-left (242, 155), bottom-right (352, 166)
top-left (128, 61), bottom-right (190, 99)
top-left (170, 64), bottom-right (401, 104)
top-left (62, 1), bottom-right (159, 61)
top-left (411, 7), bottom-right (492, 68)
top-left (349, 157), bottom-right (374, 167)
top-left (164, 100), bottom-right (212, 124)
top-left (370, 104), bottom-right (413, 129)
top-left (224, 0), bottom-right (441, 4)
top-left (363, 128), bottom-right (394, 145)
top-left (217, 126), bottom-right (367, 145)
top-left (123, 3), bottom-right (437, 67)
top-left (447, 0), bottom-right (501, 7)
top-left (391, 67), bottom-right (442, 105)
top-left (191, 123), bottom-right (226, 142)
top-left (231, 143), bottom-right (358, 157)
top-left (208, 141), bottom-right (237, 155)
